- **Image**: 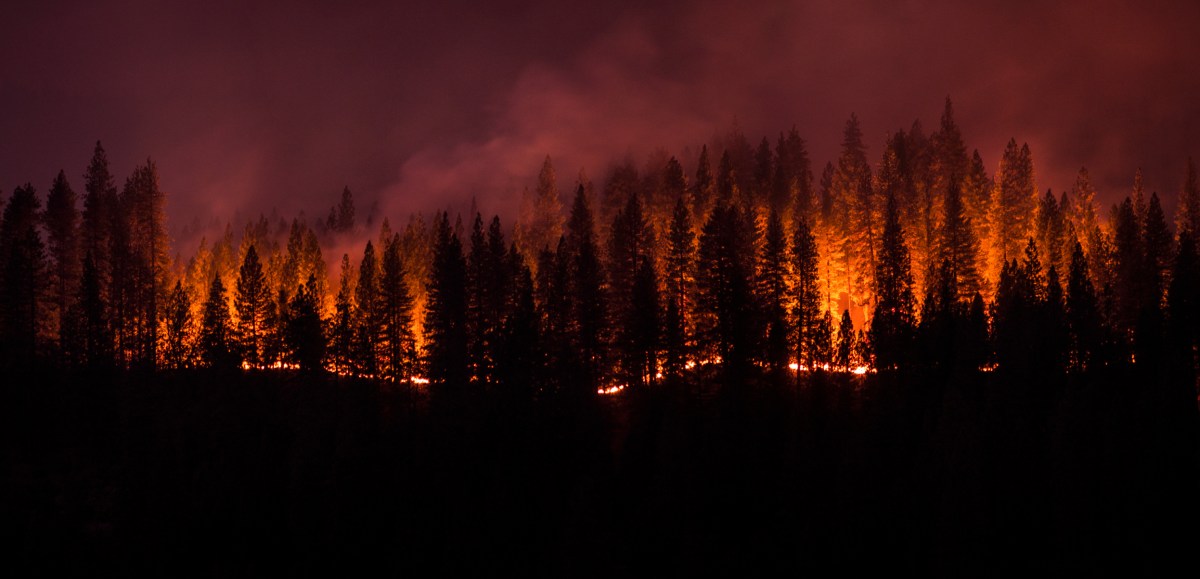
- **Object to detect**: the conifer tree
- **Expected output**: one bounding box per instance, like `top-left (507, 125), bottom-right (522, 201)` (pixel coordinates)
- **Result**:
top-left (163, 280), bottom-right (193, 369)
top-left (836, 310), bottom-right (855, 371)
top-left (424, 212), bottom-right (469, 387)
top-left (760, 207), bottom-right (790, 372)
top-left (77, 252), bottom-right (111, 367)
top-left (792, 217), bottom-right (822, 367)
top-left (870, 193), bottom-right (916, 370)
top-left (630, 256), bottom-right (660, 386)
top-left (565, 184), bottom-right (608, 391)
top-left (989, 139), bottom-right (1037, 282)
top-left (355, 241), bottom-right (382, 376)
top-left (330, 254), bottom-right (356, 374)
top-left (697, 202), bottom-right (757, 373)
top-left (235, 245), bottom-right (271, 368)
top-left (1036, 189), bottom-right (1067, 276)
top-left (811, 310), bottom-right (834, 369)
top-left (663, 196), bottom-right (696, 379)
top-left (0, 184), bottom-right (48, 364)
top-left (692, 145), bottom-right (715, 227)
top-left (286, 274), bottom-right (325, 373)
top-left (939, 177), bottom-right (982, 299)
top-left (717, 150), bottom-right (736, 206)
top-left (44, 170), bottom-right (80, 350)
top-left (1066, 242), bottom-right (1101, 371)
top-left (834, 114), bottom-right (876, 307)
top-left (1143, 193), bottom-right (1173, 305)
top-left (381, 233), bottom-right (416, 383)
top-left (516, 155), bottom-right (563, 267)
top-left (81, 141), bottom-right (117, 313)
top-left (1176, 158), bottom-right (1200, 249)
top-left (774, 126), bottom-right (812, 217)
top-left (199, 275), bottom-right (237, 370)
top-left (1113, 197), bottom-right (1143, 341)
top-left (498, 249), bottom-right (540, 396)
top-left (120, 159), bottom-right (170, 368)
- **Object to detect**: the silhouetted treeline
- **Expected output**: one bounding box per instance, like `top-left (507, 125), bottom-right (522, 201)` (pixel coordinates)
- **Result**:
top-left (4, 101), bottom-right (1200, 396)
top-left (3, 100), bottom-right (1200, 572)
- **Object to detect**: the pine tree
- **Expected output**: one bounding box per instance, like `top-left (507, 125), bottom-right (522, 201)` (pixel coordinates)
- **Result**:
top-left (1113, 197), bottom-right (1143, 342)
top-left (117, 159), bottom-right (170, 368)
top-left (44, 170), bottom-right (80, 351)
top-left (565, 184), bottom-right (608, 391)
top-left (836, 310), bottom-right (855, 371)
top-left (1066, 242), bottom-right (1101, 372)
top-left (870, 193), bottom-right (916, 370)
top-left (692, 145), bottom-right (715, 227)
top-left (199, 275), bottom-right (237, 370)
top-left (760, 207), bottom-right (790, 372)
top-left (0, 184), bottom-right (48, 364)
top-left (833, 114), bottom-right (876, 308)
top-left (774, 126), bottom-right (813, 217)
top-left (81, 141), bottom-right (117, 315)
top-left (1036, 189), bottom-right (1067, 276)
top-left (516, 156), bottom-right (563, 267)
top-left (498, 248), bottom-right (540, 396)
top-left (330, 254), bottom-right (356, 374)
top-left (76, 252), bottom-right (111, 367)
top-left (717, 150), bottom-right (736, 206)
top-left (753, 136), bottom-right (773, 208)
top-left (286, 274), bottom-right (326, 373)
top-left (811, 310), bottom-right (834, 369)
top-left (989, 139), bottom-right (1038, 283)
top-left (630, 256), bottom-right (660, 386)
top-left (381, 233), bottom-right (415, 383)
top-left (792, 217), bottom-right (822, 367)
top-left (336, 186), bottom-right (355, 233)
top-left (354, 240), bottom-right (382, 376)
top-left (163, 280), bottom-right (193, 369)
top-left (939, 177), bottom-right (982, 299)
top-left (424, 212), bottom-right (469, 388)
top-left (932, 97), bottom-right (970, 200)
top-left (1143, 193), bottom-right (1173, 306)
top-left (235, 245), bottom-right (271, 368)
top-left (697, 202), bottom-right (757, 373)
top-left (663, 196), bottom-right (696, 379)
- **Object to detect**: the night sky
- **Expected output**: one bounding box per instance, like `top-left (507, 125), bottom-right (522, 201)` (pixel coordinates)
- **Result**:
top-left (3, 0), bottom-right (1199, 240)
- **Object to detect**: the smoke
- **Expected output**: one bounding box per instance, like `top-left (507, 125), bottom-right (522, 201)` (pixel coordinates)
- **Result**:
top-left (2, 0), bottom-right (1198, 242)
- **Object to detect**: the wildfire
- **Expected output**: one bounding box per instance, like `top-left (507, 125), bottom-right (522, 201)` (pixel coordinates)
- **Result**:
top-left (597, 384), bottom-right (627, 396)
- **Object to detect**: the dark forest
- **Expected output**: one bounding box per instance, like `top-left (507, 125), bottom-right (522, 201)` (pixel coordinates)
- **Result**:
top-left (3, 101), bottom-right (1199, 573)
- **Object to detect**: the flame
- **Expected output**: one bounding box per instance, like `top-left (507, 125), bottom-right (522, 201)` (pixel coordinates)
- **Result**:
top-left (597, 384), bottom-right (627, 396)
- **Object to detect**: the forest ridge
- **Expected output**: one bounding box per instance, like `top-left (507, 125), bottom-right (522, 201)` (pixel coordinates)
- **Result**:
top-left (2, 99), bottom-right (1200, 396)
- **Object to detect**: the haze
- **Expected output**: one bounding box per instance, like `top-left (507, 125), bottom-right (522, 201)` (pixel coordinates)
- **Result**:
top-left (3, 0), bottom-right (1198, 240)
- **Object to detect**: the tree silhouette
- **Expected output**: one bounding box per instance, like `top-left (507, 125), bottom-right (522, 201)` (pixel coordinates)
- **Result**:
top-left (198, 275), bottom-right (237, 370)
top-left (663, 196), bottom-right (696, 380)
top-left (761, 207), bottom-right (790, 373)
top-left (0, 184), bottom-right (47, 365)
top-left (163, 280), bottom-right (193, 369)
top-left (235, 245), bottom-right (271, 368)
top-left (564, 184), bottom-right (608, 392)
top-left (381, 233), bottom-right (416, 383)
top-left (44, 170), bottom-right (80, 352)
top-left (354, 241), bottom-right (382, 376)
top-left (286, 274), bottom-right (325, 373)
top-left (424, 212), bottom-right (468, 388)
top-left (870, 193), bottom-right (916, 370)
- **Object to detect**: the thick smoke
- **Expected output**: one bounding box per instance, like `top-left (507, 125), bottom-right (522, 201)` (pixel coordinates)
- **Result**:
top-left (2, 0), bottom-right (1197, 240)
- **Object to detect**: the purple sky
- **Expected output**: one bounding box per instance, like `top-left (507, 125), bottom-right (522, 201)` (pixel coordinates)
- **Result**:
top-left (3, 0), bottom-right (1198, 240)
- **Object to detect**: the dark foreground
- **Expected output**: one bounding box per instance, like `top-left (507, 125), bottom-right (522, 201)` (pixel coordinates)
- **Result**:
top-left (3, 366), bottom-right (1197, 575)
